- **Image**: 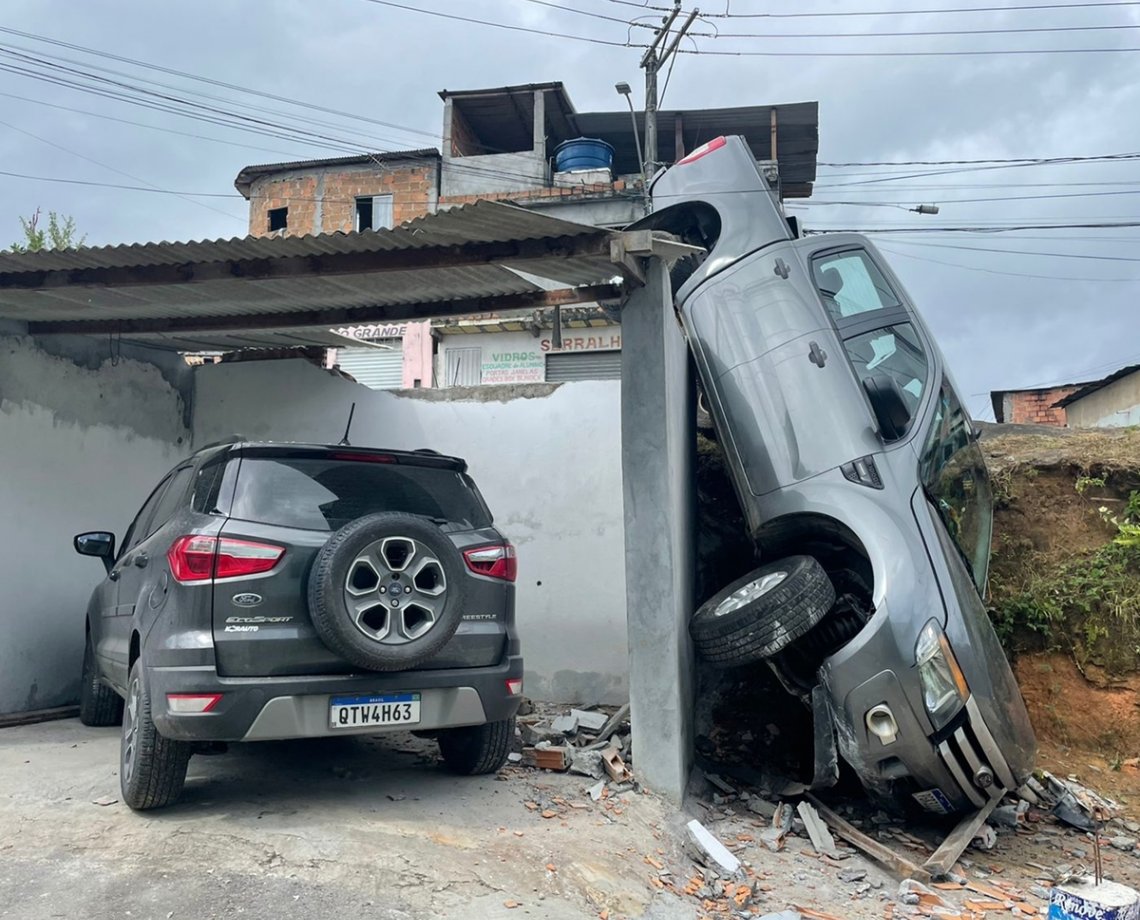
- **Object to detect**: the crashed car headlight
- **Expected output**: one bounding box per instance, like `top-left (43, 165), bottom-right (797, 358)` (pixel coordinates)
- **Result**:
top-left (915, 620), bottom-right (969, 730)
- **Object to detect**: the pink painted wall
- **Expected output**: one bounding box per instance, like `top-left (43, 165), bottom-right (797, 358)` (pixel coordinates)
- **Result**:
top-left (401, 321), bottom-right (434, 388)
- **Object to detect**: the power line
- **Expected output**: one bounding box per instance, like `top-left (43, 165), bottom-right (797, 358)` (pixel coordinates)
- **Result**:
top-left (0, 25), bottom-right (440, 146)
top-left (675, 43), bottom-right (1140, 57)
top-left (820, 154), bottom-right (1140, 167)
top-left (0, 117), bottom-right (244, 223)
top-left (793, 187), bottom-right (1140, 206)
top-left (865, 236), bottom-right (1140, 261)
top-left (807, 221), bottom-right (1140, 233)
top-left (600, 0), bottom-right (1140, 18)
top-left (820, 153), bottom-right (1140, 185)
top-left (679, 22), bottom-right (1140, 39)
top-left (358, 0), bottom-right (640, 47)
top-left (877, 244), bottom-right (1140, 282)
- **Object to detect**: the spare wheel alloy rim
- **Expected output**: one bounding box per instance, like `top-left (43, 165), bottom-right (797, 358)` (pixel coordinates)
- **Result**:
top-left (713, 571), bottom-right (788, 617)
top-left (343, 536), bottom-right (448, 644)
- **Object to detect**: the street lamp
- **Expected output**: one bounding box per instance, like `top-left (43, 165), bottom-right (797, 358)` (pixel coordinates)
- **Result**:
top-left (615, 82), bottom-right (646, 190)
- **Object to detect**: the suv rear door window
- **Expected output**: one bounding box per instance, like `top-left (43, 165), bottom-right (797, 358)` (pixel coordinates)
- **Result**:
top-left (229, 456), bottom-right (492, 532)
top-left (145, 466), bottom-right (193, 537)
top-left (844, 323), bottom-right (929, 414)
top-left (812, 249), bottom-right (901, 322)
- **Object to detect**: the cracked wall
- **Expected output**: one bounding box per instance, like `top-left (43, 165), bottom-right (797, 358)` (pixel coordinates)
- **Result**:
top-left (0, 335), bottom-right (190, 714)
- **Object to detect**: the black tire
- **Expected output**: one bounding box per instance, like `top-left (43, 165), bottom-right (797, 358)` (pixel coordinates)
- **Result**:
top-left (79, 633), bottom-right (123, 727)
top-left (690, 556), bottom-right (835, 667)
top-left (438, 718), bottom-right (515, 775)
top-left (120, 660), bottom-right (192, 811)
top-left (308, 513), bottom-right (468, 672)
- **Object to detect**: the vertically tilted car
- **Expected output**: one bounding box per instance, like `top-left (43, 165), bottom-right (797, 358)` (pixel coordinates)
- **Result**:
top-left (74, 441), bottom-right (523, 810)
top-left (639, 136), bottom-right (1035, 814)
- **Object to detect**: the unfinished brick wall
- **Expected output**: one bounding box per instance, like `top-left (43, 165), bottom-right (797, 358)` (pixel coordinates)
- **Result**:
top-left (439, 179), bottom-right (626, 208)
top-left (247, 160), bottom-right (437, 237)
top-left (1003, 386), bottom-right (1080, 426)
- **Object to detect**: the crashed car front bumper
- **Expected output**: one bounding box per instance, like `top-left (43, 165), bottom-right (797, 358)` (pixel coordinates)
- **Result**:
top-left (819, 600), bottom-right (1017, 814)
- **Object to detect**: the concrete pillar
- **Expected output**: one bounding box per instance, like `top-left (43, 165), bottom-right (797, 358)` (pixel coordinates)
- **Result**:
top-left (620, 257), bottom-right (696, 804)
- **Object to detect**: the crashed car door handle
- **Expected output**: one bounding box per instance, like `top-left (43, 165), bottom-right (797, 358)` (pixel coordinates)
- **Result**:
top-left (808, 341), bottom-right (828, 368)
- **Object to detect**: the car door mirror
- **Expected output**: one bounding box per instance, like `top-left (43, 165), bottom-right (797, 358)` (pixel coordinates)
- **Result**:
top-left (863, 376), bottom-right (912, 442)
top-left (74, 532), bottom-right (116, 572)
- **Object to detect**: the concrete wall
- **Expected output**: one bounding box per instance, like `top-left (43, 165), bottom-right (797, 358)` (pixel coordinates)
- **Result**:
top-left (441, 151), bottom-right (548, 197)
top-left (0, 335), bottom-right (190, 715)
top-left (191, 359), bottom-right (628, 703)
top-left (1065, 370), bottom-right (1140, 428)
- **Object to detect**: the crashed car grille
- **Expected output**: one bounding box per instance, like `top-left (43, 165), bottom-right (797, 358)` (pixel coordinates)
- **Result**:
top-left (936, 697), bottom-right (1018, 807)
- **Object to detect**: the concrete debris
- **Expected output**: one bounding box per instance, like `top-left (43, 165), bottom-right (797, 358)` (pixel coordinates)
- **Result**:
top-left (897, 879), bottom-right (954, 912)
top-left (686, 818), bottom-right (742, 875)
top-left (705, 772), bottom-right (737, 795)
top-left (550, 714), bottom-right (579, 735)
top-left (761, 802), bottom-right (794, 852)
top-left (988, 800), bottom-right (1030, 829)
top-left (507, 752), bottom-right (522, 763)
top-left (592, 703), bottom-right (631, 744)
top-left (601, 746), bottom-right (632, 783)
top-left (838, 869), bottom-right (867, 883)
top-left (748, 796), bottom-right (778, 820)
top-left (971, 825), bottom-right (998, 851)
top-left (796, 801), bottom-right (838, 858)
top-left (92, 795), bottom-right (118, 807)
top-left (586, 780), bottom-right (606, 802)
top-left (1110, 836), bottom-right (1137, 852)
top-left (1043, 772), bottom-right (1120, 832)
top-left (519, 721), bottom-right (567, 746)
top-left (568, 749), bottom-right (605, 779)
top-left (571, 709), bottom-right (609, 732)
top-left (758, 913), bottom-right (801, 920)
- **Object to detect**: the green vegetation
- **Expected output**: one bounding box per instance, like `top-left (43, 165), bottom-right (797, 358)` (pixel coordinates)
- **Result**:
top-left (9, 209), bottom-right (85, 253)
top-left (989, 484), bottom-right (1140, 675)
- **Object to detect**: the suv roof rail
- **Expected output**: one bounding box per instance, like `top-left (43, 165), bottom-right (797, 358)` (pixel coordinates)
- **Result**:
top-left (194, 434), bottom-right (246, 453)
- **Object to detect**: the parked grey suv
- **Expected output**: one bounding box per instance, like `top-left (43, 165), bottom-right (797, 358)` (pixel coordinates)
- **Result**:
top-left (74, 441), bottom-right (523, 810)
top-left (641, 136), bottom-right (1035, 814)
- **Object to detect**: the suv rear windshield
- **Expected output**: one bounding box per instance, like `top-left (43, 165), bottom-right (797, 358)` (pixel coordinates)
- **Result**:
top-left (228, 455), bottom-right (492, 532)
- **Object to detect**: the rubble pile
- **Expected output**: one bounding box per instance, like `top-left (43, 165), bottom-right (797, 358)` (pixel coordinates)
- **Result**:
top-left (512, 702), bottom-right (634, 784)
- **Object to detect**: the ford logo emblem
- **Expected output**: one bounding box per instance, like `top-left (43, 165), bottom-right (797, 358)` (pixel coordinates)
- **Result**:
top-left (232, 593), bottom-right (263, 608)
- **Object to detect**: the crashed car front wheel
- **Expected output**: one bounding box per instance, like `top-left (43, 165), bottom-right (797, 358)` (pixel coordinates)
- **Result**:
top-left (690, 556), bottom-right (835, 667)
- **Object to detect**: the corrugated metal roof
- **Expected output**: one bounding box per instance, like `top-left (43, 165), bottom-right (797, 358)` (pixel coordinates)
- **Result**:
top-left (1054, 364), bottom-right (1140, 408)
top-left (234, 149), bottom-right (439, 198)
top-left (0, 201), bottom-right (624, 352)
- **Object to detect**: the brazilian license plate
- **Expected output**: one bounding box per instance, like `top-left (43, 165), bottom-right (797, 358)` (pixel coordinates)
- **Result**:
top-left (329, 693), bottom-right (421, 729)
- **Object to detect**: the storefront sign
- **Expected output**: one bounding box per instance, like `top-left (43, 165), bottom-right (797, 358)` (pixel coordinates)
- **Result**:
top-left (335, 323), bottom-right (409, 340)
top-left (481, 349), bottom-right (545, 384)
top-left (540, 332), bottom-right (621, 352)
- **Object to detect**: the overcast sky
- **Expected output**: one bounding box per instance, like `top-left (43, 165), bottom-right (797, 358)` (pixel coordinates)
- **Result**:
top-left (2, 0), bottom-right (1138, 417)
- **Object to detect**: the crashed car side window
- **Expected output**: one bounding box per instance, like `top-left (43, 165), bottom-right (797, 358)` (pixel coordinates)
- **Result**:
top-left (812, 249), bottom-right (901, 322)
top-left (919, 382), bottom-right (994, 595)
top-left (843, 322), bottom-right (928, 414)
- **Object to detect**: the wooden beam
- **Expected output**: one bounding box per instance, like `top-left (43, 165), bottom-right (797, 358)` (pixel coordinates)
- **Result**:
top-left (0, 233), bottom-right (614, 292)
top-left (674, 114), bottom-right (685, 161)
top-left (922, 793), bottom-right (1002, 878)
top-left (26, 283), bottom-right (624, 337)
top-left (770, 107), bottom-right (779, 162)
top-left (805, 794), bottom-right (932, 884)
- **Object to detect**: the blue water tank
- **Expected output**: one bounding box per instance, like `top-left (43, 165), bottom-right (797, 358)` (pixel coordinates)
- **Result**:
top-left (553, 137), bottom-right (615, 173)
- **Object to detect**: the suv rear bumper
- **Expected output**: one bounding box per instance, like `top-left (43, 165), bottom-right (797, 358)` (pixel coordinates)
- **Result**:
top-left (147, 655), bottom-right (524, 742)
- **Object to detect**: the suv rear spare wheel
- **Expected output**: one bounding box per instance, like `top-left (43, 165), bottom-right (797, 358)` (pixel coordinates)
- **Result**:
top-left (308, 512), bottom-right (467, 671)
top-left (690, 556), bottom-right (835, 667)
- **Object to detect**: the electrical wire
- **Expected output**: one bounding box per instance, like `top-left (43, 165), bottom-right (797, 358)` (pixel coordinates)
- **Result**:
top-left (674, 44), bottom-right (1140, 56)
top-left (793, 188), bottom-right (1140, 206)
top-left (599, 0), bottom-right (1140, 18)
top-left (862, 236), bottom-right (1140, 261)
top-left (357, 0), bottom-right (641, 47)
top-left (876, 244), bottom-right (1140, 282)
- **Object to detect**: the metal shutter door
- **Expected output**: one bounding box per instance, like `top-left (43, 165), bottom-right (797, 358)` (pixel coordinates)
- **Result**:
top-left (545, 350), bottom-right (622, 382)
top-left (444, 346), bottom-right (483, 386)
top-left (336, 345), bottom-right (404, 389)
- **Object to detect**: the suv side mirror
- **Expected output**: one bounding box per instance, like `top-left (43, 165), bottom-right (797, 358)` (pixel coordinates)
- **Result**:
top-left (75, 532), bottom-right (116, 572)
top-left (863, 376), bottom-right (912, 442)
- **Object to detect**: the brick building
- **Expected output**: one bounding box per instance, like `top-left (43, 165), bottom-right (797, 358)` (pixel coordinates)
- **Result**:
top-left (989, 383), bottom-right (1089, 426)
top-left (233, 82), bottom-right (819, 388)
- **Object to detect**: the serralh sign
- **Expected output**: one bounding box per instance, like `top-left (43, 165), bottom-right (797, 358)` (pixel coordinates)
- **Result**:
top-left (540, 331), bottom-right (621, 352)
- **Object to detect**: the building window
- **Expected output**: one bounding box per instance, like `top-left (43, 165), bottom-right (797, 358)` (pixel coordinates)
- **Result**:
top-left (267, 207), bottom-right (288, 232)
top-left (356, 195), bottom-right (394, 232)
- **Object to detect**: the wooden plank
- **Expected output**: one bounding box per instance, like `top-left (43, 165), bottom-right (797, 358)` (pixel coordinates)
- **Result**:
top-left (805, 794), bottom-right (932, 884)
top-left (0, 705), bottom-right (79, 728)
top-left (923, 793), bottom-right (1002, 879)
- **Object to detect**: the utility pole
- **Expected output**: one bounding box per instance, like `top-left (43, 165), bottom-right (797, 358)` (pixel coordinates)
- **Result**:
top-left (639, 2), bottom-right (699, 179)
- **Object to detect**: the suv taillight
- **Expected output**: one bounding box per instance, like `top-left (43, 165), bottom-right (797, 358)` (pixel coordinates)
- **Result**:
top-left (167, 536), bottom-right (285, 583)
top-left (463, 544), bottom-right (517, 582)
